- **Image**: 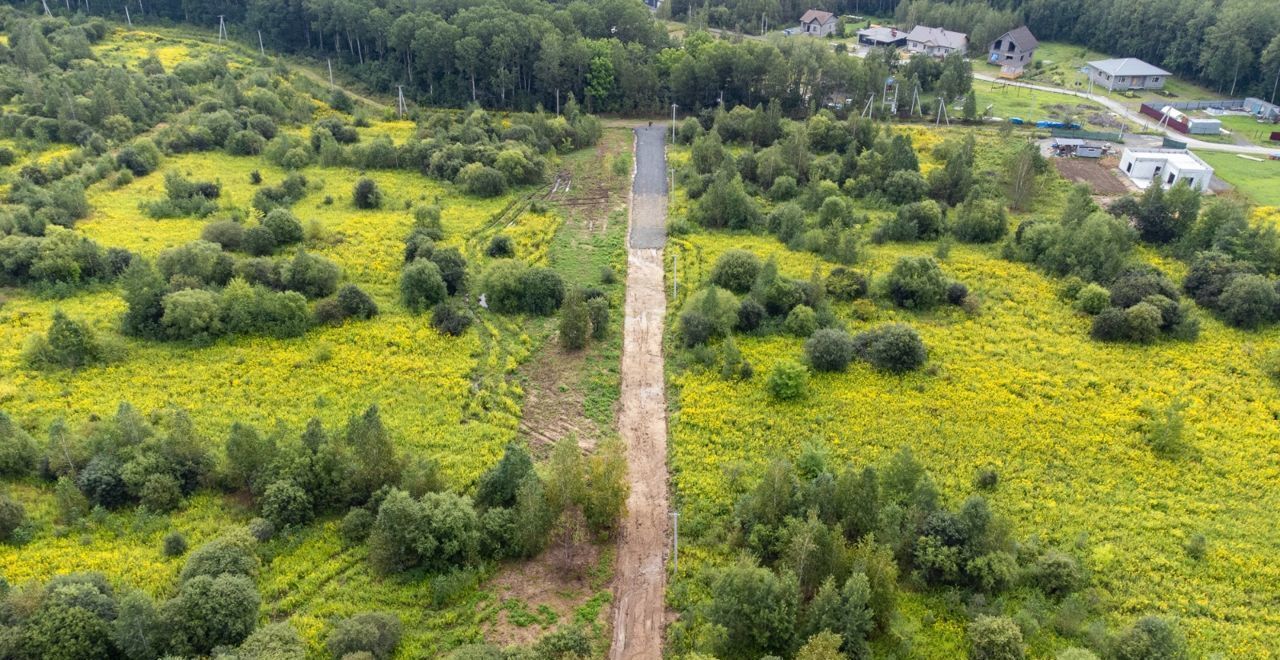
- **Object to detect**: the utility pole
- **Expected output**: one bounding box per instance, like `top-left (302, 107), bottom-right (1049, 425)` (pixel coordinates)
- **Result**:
top-left (672, 251), bottom-right (678, 298)
top-left (124, 4), bottom-right (131, 26)
top-left (258, 30), bottom-right (265, 56)
top-left (327, 58), bottom-right (334, 87)
top-left (671, 103), bottom-right (678, 142)
top-left (935, 96), bottom-right (949, 126)
top-left (670, 510), bottom-right (680, 574)
top-left (861, 94), bottom-right (874, 118)
top-left (217, 15), bottom-right (227, 43)
top-left (396, 85), bottom-right (407, 118)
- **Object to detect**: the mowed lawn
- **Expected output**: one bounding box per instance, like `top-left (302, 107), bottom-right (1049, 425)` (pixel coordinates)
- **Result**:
top-left (1196, 151), bottom-right (1280, 206)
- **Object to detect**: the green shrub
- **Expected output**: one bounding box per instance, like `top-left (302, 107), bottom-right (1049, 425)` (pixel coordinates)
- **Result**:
top-left (711, 249), bottom-right (762, 293)
top-left (431, 301), bottom-right (473, 336)
top-left (1218, 274), bottom-right (1278, 329)
top-left (559, 289), bottom-right (591, 350)
top-left (805, 328), bottom-right (857, 372)
top-left (261, 479), bottom-right (313, 527)
top-left (854, 324), bottom-right (927, 373)
top-left (1124, 302), bottom-right (1163, 344)
top-left (243, 225), bottom-right (277, 256)
top-left (327, 612), bottom-right (403, 660)
top-left (486, 234), bottom-right (514, 258)
top-left (22, 310), bottom-right (104, 370)
top-left (201, 220), bottom-right (244, 251)
top-left (785, 304), bottom-right (818, 337)
top-left (968, 615), bottom-right (1025, 660)
top-left (588, 297), bottom-right (609, 340)
top-left (951, 197), bottom-right (1008, 243)
top-left (400, 260), bottom-right (447, 313)
top-left (429, 247), bottom-right (468, 295)
top-left (681, 287), bottom-right (740, 340)
top-left (0, 412), bottom-right (38, 478)
top-left (164, 573), bottom-right (260, 655)
top-left (163, 531), bottom-right (188, 557)
top-left (340, 507), bottom-right (377, 546)
top-left (179, 530), bottom-right (258, 582)
top-left (1075, 283), bottom-right (1111, 315)
top-left (262, 209), bottom-right (304, 246)
top-left (353, 178), bottom-right (383, 209)
top-left (883, 256), bottom-right (947, 309)
top-left (736, 299), bottom-right (767, 332)
top-left (767, 360), bottom-right (809, 401)
top-left (1110, 616), bottom-right (1188, 660)
top-left (456, 163), bottom-right (508, 198)
top-left (282, 250), bottom-right (340, 298)
top-left (0, 493), bottom-right (26, 543)
top-left (826, 268), bottom-right (868, 301)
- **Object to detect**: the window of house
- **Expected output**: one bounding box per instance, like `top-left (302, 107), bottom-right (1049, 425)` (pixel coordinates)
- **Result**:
top-left (1126, 162), bottom-right (1132, 172)
top-left (1167, 173), bottom-right (1175, 184)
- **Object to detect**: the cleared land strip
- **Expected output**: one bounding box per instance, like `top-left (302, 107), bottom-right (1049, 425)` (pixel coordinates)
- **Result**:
top-left (610, 126), bottom-right (670, 659)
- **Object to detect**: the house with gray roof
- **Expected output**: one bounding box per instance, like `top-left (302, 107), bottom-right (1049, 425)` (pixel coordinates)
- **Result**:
top-left (857, 25), bottom-right (907, 48)
top-left (906, 26), bottom-right (967, 58)
top-left (988, 26), bottom-right (1038, 71)
top-left (1085, 58), bottom-right (1171, 91)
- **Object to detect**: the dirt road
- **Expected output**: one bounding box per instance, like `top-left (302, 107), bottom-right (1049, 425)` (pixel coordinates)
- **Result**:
top-left (610, 127), bottom-right (669, 660)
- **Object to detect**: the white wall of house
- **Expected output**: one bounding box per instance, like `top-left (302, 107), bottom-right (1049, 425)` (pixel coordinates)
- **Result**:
top-left (803, 19), bottom-right (836, 36)
top-left (1119, 149), bottom-right (1212, 192)
top-left (908, 41), bottom-right (955, 57)
top-left (1087, 68), bottom-right (1166, 91)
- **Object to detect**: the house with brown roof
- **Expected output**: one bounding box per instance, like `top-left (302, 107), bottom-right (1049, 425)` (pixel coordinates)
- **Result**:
top-left (800, 9), bottom-right (838, 37)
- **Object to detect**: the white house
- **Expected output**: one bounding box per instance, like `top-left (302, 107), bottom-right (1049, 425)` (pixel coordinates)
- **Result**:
top-left (1118, 148), bottom-right (1213, 192)
top-left (1085, 58), bottom-right (1171, 91)
top-left (905, 25), bottom-right (967, 57)
top-left (799, 10), bottom-right (838, 37)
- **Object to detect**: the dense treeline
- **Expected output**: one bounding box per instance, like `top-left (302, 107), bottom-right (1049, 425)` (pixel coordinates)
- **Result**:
top-left (662, 0), bottom-right (897, 36)
top-left (898, 0), bottom-right (1280, 98)
top-left (6, 2), bottom-right (939, 117)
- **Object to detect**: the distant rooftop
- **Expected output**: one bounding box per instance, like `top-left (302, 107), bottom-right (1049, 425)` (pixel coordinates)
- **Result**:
top-left (800, 9), bottom-right (835, 25)
top-left (1087, 58), bottom-right (1171, 77)
top-left (905, 25), bottom-right (967, 50)
top-left (857, 26), bottom-right (905, 41)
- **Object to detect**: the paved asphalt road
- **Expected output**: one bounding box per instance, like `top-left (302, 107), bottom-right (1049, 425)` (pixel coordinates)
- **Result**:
top-left (630, 126), bottom-right (668, 249)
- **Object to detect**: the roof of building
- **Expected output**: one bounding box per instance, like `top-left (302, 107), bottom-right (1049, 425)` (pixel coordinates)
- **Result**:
top-left (800, 9), bottom-right (835, 25)
top-left (1087, 58), bottom-right (1171, 78)
top-left (906, 25), bottom-right (967, 50)
top-left (1122, 148), bottom-right (1212, 171)
top-left (857, 25), bottom-right (905, 42)
top-left (994, 26), bottom-right (1038, 51)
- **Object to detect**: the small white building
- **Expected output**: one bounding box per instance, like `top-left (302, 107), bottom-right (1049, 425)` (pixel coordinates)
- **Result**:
top-left (1118, 148), bottom-right (1213, 192)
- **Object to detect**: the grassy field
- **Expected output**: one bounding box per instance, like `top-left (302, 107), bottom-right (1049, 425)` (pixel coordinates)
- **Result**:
top-left (0, 25), bottom-right (632, 656)
top-left (664, 134), bottom-right (1280, 657)
top-left (972, 83), bottom-right (1126, 132)
top-left (1010, 41), bottom-right (1221, 105)
top-left (1195, 151), bottom-right (1280, 206)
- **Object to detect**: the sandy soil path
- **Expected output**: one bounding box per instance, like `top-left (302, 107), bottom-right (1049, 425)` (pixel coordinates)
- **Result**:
top-left (609, 126), bottom-right (669, 660)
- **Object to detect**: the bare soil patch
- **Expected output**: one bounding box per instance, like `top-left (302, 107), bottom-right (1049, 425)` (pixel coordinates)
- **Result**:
top-left (516, 345), bottom-right (600, 454)
top-left (1053, 156), bottom-right (1130, 195)
top-left (482, 533), bottom-right (607, 648)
